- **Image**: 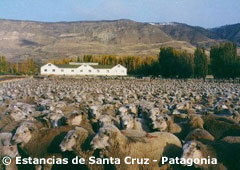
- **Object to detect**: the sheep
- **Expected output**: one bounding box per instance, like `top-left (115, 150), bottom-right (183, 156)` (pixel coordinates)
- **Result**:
top-left (60, 127), bottom-right (104, 170)
top-left (12, 121), bottom-right (37, 145)
top-left (60, 128), bottom-right (82, 152)
top-left (2, 75), bottom-right (240, 169)
top-left (137, 101), bottom-right (155, 119)
top-left (150, 114), bottom-right (204, 139)
top-left (88, 105), bottom-right (101, 120)
top-left (0, 133), bottom-right (19, 170)
top-left (181, 140), bottom-right (226, 170)
top-left (150, 114), bottom-right (168, 132)
top-left (185, 128), bottom-right (215, 144)
top-left (182, 137), bottom-right (240, 170)
top-left (6, 107), bottom-right (28, 121)
top-left (203, 114), bottom-right (240, 140)
top-left (0, 145), bottom-right (19, 170)
top-left (187, 114), bottom-right (204, 130)
top-left (46, 110), bottom-right (67, 128)
top-left (67, 111), bottom-right (83, 126)
top-left (126, 104), bottom-right (138, 115)
top-left (100, 104), bottom-right (116, 117)
top-left (0, 133), bottom-right (19, 160)
top-left (4, 103), bottom-right (35, 122)
top-left (148, 107), bottom-right (161, 122)
top-left (60, 127), bottom-right (93, 153)
top-left (151, 114), bottom-right (183, 135)
top-left (118, 106), bottom-right (129, 116)
top-left (97, 114), bottom-right (118, 128)
top-left (13, 125), bottom-right (74, 170)
top-left (213, 136), bottom-right (240, 170)
top-left (89, 113), bottom-right (120, 133)
top-left (90, 125), bottom-right (182, 170)
top-left (0, 132), bottom-right (12, 146)
top-left (119, 114), bottom-right (150, 132)
top-left (220, 136), bottom-right (240, 143)
top-left (0, 111), bottom-right (38, 133)
top-left (11, 120), bottom-right (50, 146)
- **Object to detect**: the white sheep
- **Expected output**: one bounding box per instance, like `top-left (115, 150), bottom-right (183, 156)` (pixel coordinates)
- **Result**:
top-left (181, 140), bottom-right (227, 170)
top-left (120, 114), bottom-right (150, 132)
top-left (151, 114), bottom-right (182, 134)
top-left (0, 133), bottom-right (19, 170)
top-left (151, 114), bottom-right (205, 139)
top-left (46, 110), bottom-right (67, 128)
top-left (13, 124), bottom-right (74, 170)
top-left (12, 121), bottom-right (37, 145)
top-left (0, 145), bottom-right (19, 170)
top-left (148, 107), bottom-right (161, 122)
top-left (5, 105), bottom-right (35, 122)
top-left (98, 114), bottom-right (116, 128)
top-left (90, 125), bottom-right (182, 170)
top-left (60, 127), bottom-right (91, 152)
top-left (0, 132), bottom-right (12, 146)
top-left (118, 106), bottom-right (129, 116)
top-left (60, 127), bottom-right (104, 170)
top-left (67, 112), bottom-right (83, 126)
top-left (89, 105), bottom-right (101, 120)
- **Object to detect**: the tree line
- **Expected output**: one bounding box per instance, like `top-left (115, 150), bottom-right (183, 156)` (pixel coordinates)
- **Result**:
top-left (136, 42), bottom-right (240, 78)
top-left (0, 57), bottom-right (38, 75)
top-left (49, 55), bottom-right (157, 73)
top-left (0, 42), bottom-right (240, 78)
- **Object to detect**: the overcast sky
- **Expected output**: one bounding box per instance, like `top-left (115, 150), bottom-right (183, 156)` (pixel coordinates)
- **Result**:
top-left (0, 0), bottom-right (239, 28)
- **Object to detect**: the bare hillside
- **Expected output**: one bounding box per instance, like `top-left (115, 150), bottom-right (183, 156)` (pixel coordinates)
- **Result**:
top-left (0, 19), bottom-right (228, 61)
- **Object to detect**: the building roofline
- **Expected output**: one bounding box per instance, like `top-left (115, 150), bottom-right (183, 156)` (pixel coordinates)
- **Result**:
top-left (43, 63), bottom-right (126, 69)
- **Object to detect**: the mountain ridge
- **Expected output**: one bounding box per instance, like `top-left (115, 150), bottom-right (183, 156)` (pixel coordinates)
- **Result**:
top-left (0, 19), bottom-right (238, 61)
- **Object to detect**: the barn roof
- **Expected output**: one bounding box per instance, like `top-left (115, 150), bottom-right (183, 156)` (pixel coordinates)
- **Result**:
top-left (54, 63), bottom-right (118, 69)
top-left (55, 64), bottom-right (80, 68)
top-left (91, 65), bottom-right (115, 69)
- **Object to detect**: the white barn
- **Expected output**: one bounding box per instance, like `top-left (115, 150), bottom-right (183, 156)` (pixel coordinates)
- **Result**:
top-left (40, 63), bottom-right (127, 76)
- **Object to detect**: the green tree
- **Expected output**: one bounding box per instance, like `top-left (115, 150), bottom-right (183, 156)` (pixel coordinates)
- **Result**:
top-left (210, 42), bottom-right (238, 78)
top-left (158, 47), bottom-right (195, 78)
top-left (178, 52), bottom-right (194, 78)
top-left (159, 47), bottom-right (178, 77)
top-left (194, 48), bottom-right (208, 78)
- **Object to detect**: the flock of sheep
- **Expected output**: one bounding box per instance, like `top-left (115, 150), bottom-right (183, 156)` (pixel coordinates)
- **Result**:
top-left (0, 77), bottom-right (240, 170)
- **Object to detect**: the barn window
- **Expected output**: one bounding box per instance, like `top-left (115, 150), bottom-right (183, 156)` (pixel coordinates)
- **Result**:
top-left (80, 70), bottom-right (83, 72)
top-left (89, 70), bottom-right (92, 72)
top-left (44, 69), bottom-right (47, 72)
top-left (52, 69), bottom-right (55, 72)
top-left (61, 69), bottom-right (64, 72)
top-left (107, 70), bottom-right (109, 73)
top-left (48, 64), bottom-right (51, 66)
top-left (118, 65), bottom-right (120, 68)
top-left (71, 70), bottom-right (74, 72)
top-left (97, 70), bottom-right (100, 73)
top-left (84, 65), bottom-right (87, 67)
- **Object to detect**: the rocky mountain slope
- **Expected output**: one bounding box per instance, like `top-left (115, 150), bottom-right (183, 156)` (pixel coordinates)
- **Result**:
top-left (0, 19), bottom-right (237, 61)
